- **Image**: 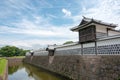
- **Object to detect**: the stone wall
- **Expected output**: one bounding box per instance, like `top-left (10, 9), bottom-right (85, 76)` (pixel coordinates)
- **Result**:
top-left (24, 35), bottom-right (120, 80)
top-left (24, 55), bottom-right (120, 80)
top-left (7, 58), bottom-right (23, 67)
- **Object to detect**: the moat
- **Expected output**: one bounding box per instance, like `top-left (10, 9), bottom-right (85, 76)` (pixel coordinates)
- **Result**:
top-left (8, 62), bottom-right (68, 80)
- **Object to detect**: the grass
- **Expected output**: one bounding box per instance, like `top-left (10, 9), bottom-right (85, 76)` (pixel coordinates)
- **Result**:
top-left (9, 56), bottom-right (25, 58)
top-left (0, 58), bottom-right (7, 76)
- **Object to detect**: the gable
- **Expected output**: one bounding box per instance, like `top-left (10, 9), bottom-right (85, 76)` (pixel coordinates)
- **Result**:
top-left (79, 19), bottom-right (89, 26)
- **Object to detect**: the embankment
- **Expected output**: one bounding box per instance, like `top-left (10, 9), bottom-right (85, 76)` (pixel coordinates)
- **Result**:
top-left (24, 36), bottom-right (120, 80)
top-left (0, 57), bottom-right (24, 80)
top-left (7, 57), bottom-right (23, 67)
top-left (24, 55), bottom-right (120, 80)
top-left (0, 58), bottom-right (8, 80)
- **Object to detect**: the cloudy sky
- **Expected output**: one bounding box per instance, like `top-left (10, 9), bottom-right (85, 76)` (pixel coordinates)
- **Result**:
top-left (0, 0), bottom-right (120, 49)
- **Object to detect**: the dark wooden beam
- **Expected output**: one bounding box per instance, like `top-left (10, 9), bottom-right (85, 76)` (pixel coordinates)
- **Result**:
top-left (81, 43), bottom-right (83, 55)
top-left (95, 41), bottom-right (97, 55)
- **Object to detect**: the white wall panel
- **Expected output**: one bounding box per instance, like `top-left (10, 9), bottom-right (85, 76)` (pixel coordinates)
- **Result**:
top-left (108, 30), bottom-right (120, 36)
top-left (34, 51), bottom-right (48, 56)
top-left (97, 37), bottom-right (120, 46)
top-left (83, 42), bottom-right (95, 48)
top-left (26, 52), bottom-right (31, 56)
top-left (56, 44), bottom-right (81, 51)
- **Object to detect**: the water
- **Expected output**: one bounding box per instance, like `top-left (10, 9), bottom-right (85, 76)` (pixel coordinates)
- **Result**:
top-left (8, 63), bottom-right (68, 80)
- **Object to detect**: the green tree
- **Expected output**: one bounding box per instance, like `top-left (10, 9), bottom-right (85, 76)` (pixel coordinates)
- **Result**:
top-left (0, 46), bottom-right (28, 57)
top-left (63, 41), bottom-right (73, 45)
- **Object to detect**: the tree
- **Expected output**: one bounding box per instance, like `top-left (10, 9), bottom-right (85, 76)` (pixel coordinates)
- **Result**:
top-left (63, 41), bottom-right (73, 45)
top-left (0, 46), bottom-right (29, 57)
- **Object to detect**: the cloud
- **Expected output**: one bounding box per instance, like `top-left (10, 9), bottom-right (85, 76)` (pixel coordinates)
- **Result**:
top-left (0, 15), bottom-right (77, 49)
top-left (0, 0), bottom-right (53, 19)
top-left (81, 0), bottom-right (120, 29)
top-left (0, 0), bottom-right (76, 49)
top-left (62, 8), bottom-right (71, 17)
top-left (66, 0), bottom-right (120, 30)
top-left (1, 0), bottom-right (120, 50)
top-left (0, 38), bottom-right (77, 50)
top-left (0, 17), bottom-right (77, 39)
top-left (47, 14), bottom-right (58, 19)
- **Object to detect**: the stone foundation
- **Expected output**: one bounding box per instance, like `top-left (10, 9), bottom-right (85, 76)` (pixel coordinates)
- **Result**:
top-left (7, 58), bottom-right (23, 67)
top-left (24, 55), bottom-right (120, 80)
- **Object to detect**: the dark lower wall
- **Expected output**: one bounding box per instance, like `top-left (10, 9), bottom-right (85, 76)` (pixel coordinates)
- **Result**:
top-left (24, 55), bottom-right (120, 80)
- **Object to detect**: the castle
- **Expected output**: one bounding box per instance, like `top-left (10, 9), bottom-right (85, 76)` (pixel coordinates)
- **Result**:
top-left (26, 17), bottom-right (120, 56)
top-left (25, 17), bottom-right (120, 80)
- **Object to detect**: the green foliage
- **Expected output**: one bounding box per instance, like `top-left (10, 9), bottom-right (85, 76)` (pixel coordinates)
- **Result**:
top-left (63, 41), bottom-right (73, 45)
top-left (10, 56), bottom-right (25, 58)
top-left (0, 58), bottom-right (7, 76)
top-left (0, 46), bottom-right (29, 57)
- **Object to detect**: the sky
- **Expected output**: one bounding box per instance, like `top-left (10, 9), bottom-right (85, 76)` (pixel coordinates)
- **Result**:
top-left (0, 0), bottom-right (120, 50)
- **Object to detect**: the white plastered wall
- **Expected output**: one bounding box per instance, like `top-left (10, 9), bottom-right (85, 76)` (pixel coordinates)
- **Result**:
top-left (83, 42), bottom-right (95, 48)
top-left (34, 51), bottom-right (48, 56)
top-left (108, 30), bottom-right (120, 36)
top-left (26, 52), bottom-right (31, 56)
top-left (97, 37), bottom-right (120, 46)
top-left (56, 44), bottom-right (81, 51)
top-left (95, 24), bottom-right (107, 33)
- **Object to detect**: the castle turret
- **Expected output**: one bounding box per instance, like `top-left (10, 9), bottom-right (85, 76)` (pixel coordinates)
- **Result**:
top-left (71, 17), bottom-right (120, 43)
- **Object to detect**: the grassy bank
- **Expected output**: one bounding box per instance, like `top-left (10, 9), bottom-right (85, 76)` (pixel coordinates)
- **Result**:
top-left (0, 58), bottom-right (7, 77)
top-left (8, 56), bottom-right (25, 59)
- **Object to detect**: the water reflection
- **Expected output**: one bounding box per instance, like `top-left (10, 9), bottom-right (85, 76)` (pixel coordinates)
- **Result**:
top-left (8, 65), bottom-right (19, 75)
top-left (8, 63), bottom-right (68, 80)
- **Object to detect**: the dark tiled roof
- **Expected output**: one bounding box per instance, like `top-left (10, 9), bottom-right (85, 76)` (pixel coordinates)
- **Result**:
top-left (71, 17), bottom-right (117, 31)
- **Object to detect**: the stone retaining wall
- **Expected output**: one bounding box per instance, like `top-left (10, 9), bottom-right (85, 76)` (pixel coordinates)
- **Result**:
top-left (24, 55), bottom-right (120, 80)
top-left (24, 35), bottom-right (120, 80)
top-left (7, 58), bottom-right (23, 67)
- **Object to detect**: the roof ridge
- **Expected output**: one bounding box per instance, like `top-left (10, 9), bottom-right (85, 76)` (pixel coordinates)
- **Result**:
top-left (71, 16), bottom-right (117, 31)
top-left (84, 16), bottom-right (117, 26)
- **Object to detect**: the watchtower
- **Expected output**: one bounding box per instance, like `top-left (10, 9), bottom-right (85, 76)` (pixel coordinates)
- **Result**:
top-left (71, 17), bottom-right (120, 43)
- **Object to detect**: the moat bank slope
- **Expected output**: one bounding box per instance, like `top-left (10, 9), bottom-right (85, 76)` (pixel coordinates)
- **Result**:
top-left (0, 58), bottom-right (8, 80)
